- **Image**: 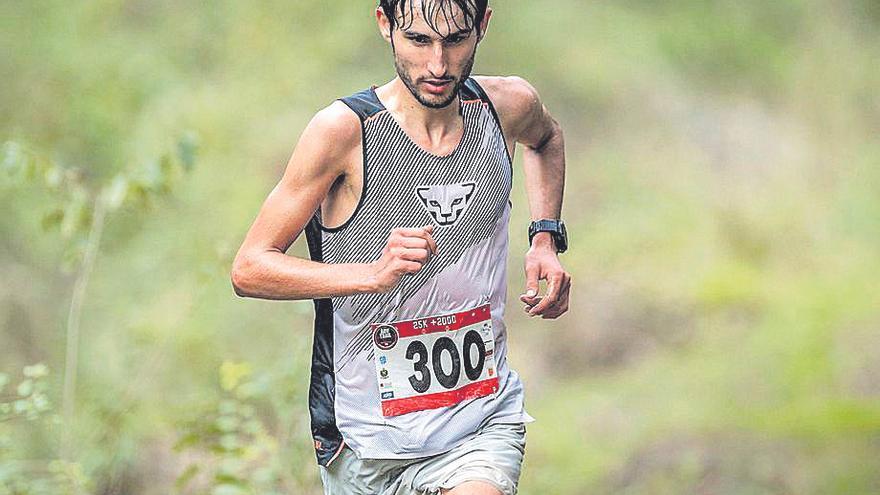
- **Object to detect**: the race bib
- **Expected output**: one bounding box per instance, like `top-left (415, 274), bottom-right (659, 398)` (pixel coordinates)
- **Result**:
top-left (371, 304), bottom-right (499, 417)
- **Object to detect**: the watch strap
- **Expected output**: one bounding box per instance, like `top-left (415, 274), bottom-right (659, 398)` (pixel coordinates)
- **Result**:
top-left (528, 219), bottom-right (568, 253)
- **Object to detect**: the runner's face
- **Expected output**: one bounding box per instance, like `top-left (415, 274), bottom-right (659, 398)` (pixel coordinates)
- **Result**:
top-left (382, 3), bottom-right (485, 109)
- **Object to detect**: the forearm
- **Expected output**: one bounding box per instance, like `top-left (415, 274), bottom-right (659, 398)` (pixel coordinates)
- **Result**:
top-left (231, 250), bottom-right (374, 300)
top-left (521, 123), bottom-right (565, 221)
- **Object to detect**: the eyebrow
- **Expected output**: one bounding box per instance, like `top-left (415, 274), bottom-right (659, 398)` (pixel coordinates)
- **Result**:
top-left (403, 28), bottom-right (472, 38)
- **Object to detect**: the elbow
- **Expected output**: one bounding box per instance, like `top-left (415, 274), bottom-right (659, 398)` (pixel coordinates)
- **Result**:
top-left (529, 119), bottom-right (564, 154)
top-left (230, 255), bottom-right (256, 298)
top-left (231, 278), bottom-right (249, 298)
top-left (546, 121), bottom-right (565, 156)
top-left (548, 119), bottom-right (564, 147)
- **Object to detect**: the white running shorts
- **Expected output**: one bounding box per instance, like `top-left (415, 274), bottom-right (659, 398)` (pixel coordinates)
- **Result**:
top-left (319, 422), bottom-right (526, 495)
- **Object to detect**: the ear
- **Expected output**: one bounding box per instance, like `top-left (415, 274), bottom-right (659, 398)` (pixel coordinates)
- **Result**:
top-left (416, 187), bottom-right (430, 201)
top-left (462, 182), bottom-right (476, 199)
top-left (377, 7), bottom-right (393, 43)
top-left (477, 7), bottom-right (492, 42)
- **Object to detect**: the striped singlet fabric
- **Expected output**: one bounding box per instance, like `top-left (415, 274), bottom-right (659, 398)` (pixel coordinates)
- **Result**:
top-left (304, 78), bottom-right (533, 466)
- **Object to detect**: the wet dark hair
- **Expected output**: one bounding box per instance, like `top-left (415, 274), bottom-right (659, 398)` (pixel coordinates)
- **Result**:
top-left (379, 0), bottom-right (488, 38)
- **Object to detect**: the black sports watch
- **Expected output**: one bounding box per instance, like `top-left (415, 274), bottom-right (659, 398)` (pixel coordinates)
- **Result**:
top-left (528, 219), bottom-right (568, 253)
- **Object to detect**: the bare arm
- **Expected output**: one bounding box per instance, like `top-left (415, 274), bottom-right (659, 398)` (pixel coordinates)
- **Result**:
top-left (231, 102), bottom-right (368, 300)
top-left (500, 76), bottom-right (565, 229)
top-left (231, 102), bottom-right (438, 300)
top-left (477, 75), bottom-right (570, 319)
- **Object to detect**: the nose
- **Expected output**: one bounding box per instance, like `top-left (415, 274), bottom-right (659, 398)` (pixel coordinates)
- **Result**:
top-left (427, 42), bottom-right (448, 78)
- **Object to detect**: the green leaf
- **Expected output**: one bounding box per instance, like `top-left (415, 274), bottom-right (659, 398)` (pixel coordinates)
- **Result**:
top-left (61, 243), bottom-right (85, 272)
top-left (219, 361), bottom-right (252, 392)
top-left (242, 419), bottom-right (261, 435)
top-left (23, 363), bottom-right (49, 379)
top-left (41, 209), bottom-right (65, 231)
top-left (141, 159), bottom-right (163, 192)
top-left (1, 141), bottom-right (26, 179)
top-left (177, 132), bottom-right (199, 172)
top-left (216, 415), bottom-right (240, 433)
top-left (104, 174), bottom-right (129, 210)
top-left (175, 464), bottom-right (200, 490)
top-left (127, 180), bottom-right (150, 206)
top-left (160, 153), bottom-right (174, 180)
top-left (218, 399), bottom-right (238, 415)
top-left (173, 431), bottom-right (203, 451)
top-left (32, 394), bottom-right (50, 412)
top-left (217, 460), bottom-right (245, 480)
top-left (212, 483), bottom-right (247, 495)
top-left (17, 379), bottom-right (33, 397)
top-left (60, 196), bottom-right (89, 238)
top-left (44, 164), bottom-right (63, 190)
top-left (235, 381), bottom-right (261, 399)
top-left (219, 433), bottom-right (239, 452)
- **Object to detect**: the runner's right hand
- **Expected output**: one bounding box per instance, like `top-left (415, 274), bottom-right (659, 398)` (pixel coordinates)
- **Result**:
top-left (366, 225), bottom-right (438, 293)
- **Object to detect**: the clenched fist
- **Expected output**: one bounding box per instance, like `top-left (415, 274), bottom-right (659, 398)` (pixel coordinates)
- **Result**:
top-left (365, 225), bottom-right (438, 293)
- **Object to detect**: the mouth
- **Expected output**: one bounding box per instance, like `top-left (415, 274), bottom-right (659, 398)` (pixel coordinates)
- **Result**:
top-left (422, 79), bottom-right (453, 95)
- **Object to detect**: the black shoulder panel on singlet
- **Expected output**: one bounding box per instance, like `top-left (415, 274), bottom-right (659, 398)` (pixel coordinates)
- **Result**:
top-left (460, 77), bottom-right (486, 102)
top-left (339, 87), bottom-right (385, 121)
top-left (462, 77), bottom-right (503, 127)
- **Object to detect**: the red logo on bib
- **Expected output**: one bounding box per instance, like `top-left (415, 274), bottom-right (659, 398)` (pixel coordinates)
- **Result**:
top-left (373, 325), bottom-right (399, 350)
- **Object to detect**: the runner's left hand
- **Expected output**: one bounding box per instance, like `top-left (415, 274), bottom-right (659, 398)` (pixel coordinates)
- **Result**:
top-left (519, 237), bottom-right (571, 319)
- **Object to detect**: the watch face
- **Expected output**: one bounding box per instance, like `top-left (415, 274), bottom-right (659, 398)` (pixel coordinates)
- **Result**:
top-left (529, 220), bottom-right (567, 252)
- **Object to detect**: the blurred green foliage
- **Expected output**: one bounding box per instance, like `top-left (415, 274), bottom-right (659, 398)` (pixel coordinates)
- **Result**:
top-left (1, 0), bottom-right (878, 494)
top-left (174, 361), bottom-right (315, 495)
top-left (0, 365), bottom-right (90, 495)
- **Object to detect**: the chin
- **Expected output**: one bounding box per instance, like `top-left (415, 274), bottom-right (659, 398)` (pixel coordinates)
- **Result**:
top-left (418, 92), bottom-right (456, 109)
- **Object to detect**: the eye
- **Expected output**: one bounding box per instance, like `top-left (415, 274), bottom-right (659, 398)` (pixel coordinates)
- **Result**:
top-left (444, 35), bottom-right (466, 45)
top-left (452, 198), bottom-right (462, 205)
top-left (408, 35), bottom-right (431, 45)
top-left (430, 200), bottom-right (440, 207)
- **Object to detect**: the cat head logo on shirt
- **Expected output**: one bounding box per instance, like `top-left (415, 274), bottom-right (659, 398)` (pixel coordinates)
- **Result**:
top-left (416, 182), bottom-right (476, 226)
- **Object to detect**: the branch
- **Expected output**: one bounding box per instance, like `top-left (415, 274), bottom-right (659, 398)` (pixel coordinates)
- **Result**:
top-left (61, 196), bottom-right (107, 460)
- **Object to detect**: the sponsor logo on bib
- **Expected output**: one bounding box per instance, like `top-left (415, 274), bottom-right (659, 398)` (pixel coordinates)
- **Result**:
top-left (373, 325), bottom-right (399, 350)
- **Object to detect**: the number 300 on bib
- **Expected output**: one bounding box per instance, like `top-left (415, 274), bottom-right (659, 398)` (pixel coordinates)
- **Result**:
top-left (371, 304), bottom-right (499, 417)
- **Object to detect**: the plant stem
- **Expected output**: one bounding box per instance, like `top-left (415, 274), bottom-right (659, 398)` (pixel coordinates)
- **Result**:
top-left (61, 196), bottom-right (106, 460)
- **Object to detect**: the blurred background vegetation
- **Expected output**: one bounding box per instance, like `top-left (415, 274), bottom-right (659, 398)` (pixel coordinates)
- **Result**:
top-left (1, 0), bottom-right (879, 493)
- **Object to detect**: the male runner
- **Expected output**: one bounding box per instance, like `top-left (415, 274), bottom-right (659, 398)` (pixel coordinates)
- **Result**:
top-left (232, 1), bottom-right (570, 493)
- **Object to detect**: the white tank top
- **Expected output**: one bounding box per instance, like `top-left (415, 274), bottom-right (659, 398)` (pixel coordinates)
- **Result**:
top-left (304, 78), bottom-right (533, 466)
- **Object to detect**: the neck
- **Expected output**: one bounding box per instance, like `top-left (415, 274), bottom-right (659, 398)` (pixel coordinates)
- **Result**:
top-left (380, 77), bottom-right (462, 136)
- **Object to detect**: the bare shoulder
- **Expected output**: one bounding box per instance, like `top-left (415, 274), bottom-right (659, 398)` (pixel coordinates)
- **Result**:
top-left (471, 75), bottom-right (544, 143)
top-left (303, 100), bottom-right (362, 156)
top-left (284, 100), bottom-right (361, 182)
top-left (472, 75), bottom-right (540, 113)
